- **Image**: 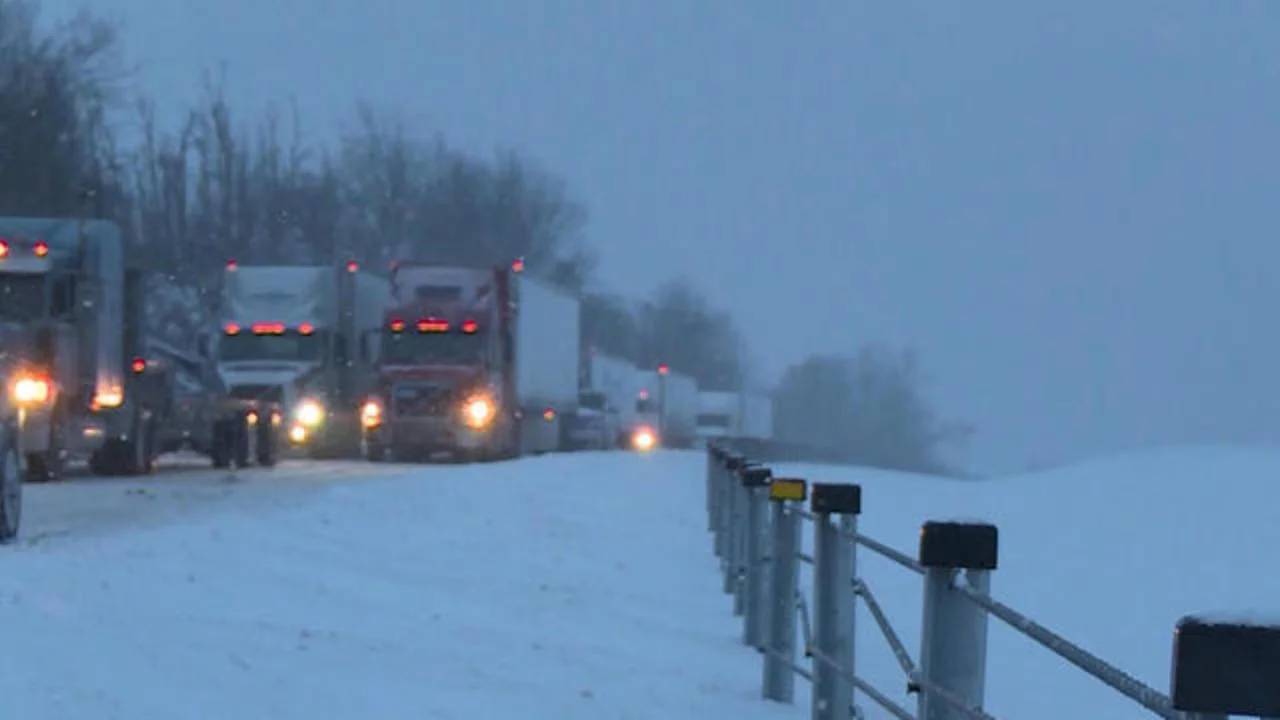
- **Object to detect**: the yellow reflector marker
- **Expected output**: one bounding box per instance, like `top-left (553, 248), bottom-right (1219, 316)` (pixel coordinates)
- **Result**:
top-left (769, 478), bottom-right (807, 502)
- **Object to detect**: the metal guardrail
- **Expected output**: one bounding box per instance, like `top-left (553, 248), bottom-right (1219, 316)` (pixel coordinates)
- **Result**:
top-left (704, 443), bottom-right (1280, 720)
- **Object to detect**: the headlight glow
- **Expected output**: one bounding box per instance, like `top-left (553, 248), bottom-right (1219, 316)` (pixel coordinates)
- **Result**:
top-left (10, 376), bottom-right (51, 406)
top-left (295, 400), bottom-right (324, 427)
top-left (462, 395), bottom-right (495, 429)
top-left (632, 426), bottom-right (657, 452)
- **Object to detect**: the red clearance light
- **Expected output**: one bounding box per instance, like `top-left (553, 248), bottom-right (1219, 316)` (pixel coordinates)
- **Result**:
top-left (224, 322), bottom-right (241, 335)
top-left (657, 363), bottom-right (669, 376)
top-left (389, 318), bottom-right (405, 332)
top-left (251, 322), bottom-right (285, 335)
top-left (298, 322), bottom-right (314, 335)
top-left (226, 259), bottom-right (237, 271)
top-left (0, 240), bottom-right (8, 258)
top-left (461, 319), bottom-right (478, 334)
top-left (346, 260), bottom-right (359, 273)
top-left (511, 257), bottom-right (524, 273)
top-left (638, 388), bottom-right (650, 400)
top-left (131, 358), bottom-right (146, 373)
top-left (542, 408), bottom-right (555, 421)
top-left (33, 240), bottom-right (48, 257)
top-left (417, 318), bottom-right (449, 333)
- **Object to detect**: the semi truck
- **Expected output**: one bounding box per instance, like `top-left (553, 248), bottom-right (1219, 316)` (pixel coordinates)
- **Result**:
top-left (629, 365), bottom-right (698, 450)
top-left (0, 217), bottom-right (271, 481)
top-left (696, 389), bottom-right (774, 441)
top-left (360, 260), bottom-right (581, 462)
top-left (570, 349), bottom-right (636, 450)
top-left (216, 261), bottom-right (390, 458)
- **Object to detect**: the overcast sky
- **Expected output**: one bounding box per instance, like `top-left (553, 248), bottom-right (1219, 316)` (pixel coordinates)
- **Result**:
top-left (51, 1), bottom-right (1280, 473)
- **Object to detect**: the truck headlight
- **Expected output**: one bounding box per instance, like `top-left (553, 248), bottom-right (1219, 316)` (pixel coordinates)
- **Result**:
top-left (10, 375), bottom-right (51, 406)
top-left (461, 395), bottom-right (495, 429)
top-left (295, 399), bottom-right (324, 427)
top-left (632, 425), bottom-right (657, 452)
top-left (361, 400), bottom-right (382, 428)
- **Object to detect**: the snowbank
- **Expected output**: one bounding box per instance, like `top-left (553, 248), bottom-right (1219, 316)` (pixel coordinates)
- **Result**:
top-left (771, 444), bottom-right (1280, 719)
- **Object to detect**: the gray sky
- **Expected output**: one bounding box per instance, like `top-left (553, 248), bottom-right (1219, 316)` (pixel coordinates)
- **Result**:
top-left (55, 1), bottom-right (1280, 473)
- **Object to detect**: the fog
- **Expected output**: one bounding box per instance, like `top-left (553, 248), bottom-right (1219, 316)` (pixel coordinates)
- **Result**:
top-left (52, 0), bottom-right (1280, 473)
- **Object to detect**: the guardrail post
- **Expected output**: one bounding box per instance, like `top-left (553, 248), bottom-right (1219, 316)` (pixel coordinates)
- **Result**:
top-left (733, 461), bottom-right (766, 617)
top-left (762, 477), bottom-right (806, 704)
top-left (1171, 614), bottom-right (1280, 719)
top-left (810, 482), bottom-right (860, 720)
top-left (720, 453), bottom-right (744, 594)
top-left (916, 521), bottom-right (998, 720)
top-left (740, 464), bottom-right (772, 648)
top-left (705, 443), bottom-right (718, 532)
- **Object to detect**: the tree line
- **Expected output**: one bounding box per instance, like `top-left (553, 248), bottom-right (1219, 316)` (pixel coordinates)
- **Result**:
top-left (0, 1), bottom-right (747, 390)
top-left (0, 1), bottom-right (972, 474)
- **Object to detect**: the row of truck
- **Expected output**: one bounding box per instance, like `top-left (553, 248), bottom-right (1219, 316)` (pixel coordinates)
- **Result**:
top-left (0, 216), bottom-right (774, 491)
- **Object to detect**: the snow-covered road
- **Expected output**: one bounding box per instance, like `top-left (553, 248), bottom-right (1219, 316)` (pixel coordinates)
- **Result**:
top-left (21, 456), bottom-right (417, 547)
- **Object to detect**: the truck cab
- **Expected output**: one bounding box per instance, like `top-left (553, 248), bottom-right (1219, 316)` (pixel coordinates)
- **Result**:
top-left (360, 264), bottom-right (518, 462)
top-left (217, 261), bottom-right (388, 458)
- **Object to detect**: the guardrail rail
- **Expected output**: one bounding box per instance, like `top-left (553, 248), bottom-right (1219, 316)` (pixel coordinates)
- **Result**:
top-left (704, 442), bottom-right (1280, 720)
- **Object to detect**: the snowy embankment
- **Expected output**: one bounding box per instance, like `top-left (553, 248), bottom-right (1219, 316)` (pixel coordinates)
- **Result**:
top-left (0, 453), bottom-right (800, 720)
top-left (774, 444), bottom-right (1280, 720)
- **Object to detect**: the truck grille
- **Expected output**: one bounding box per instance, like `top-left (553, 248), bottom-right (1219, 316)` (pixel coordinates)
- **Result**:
top-left (229, 384), bottom-right (284, 403)
top-left (391, 383), bottom-right (453, 418)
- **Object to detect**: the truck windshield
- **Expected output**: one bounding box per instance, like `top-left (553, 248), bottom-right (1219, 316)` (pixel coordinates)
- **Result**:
top-left (381, 330), bottom-right (486, 365)
top-left (219, 331), bottom-right (326, 362)
top-left (0, 274), bottom-right (46, 321)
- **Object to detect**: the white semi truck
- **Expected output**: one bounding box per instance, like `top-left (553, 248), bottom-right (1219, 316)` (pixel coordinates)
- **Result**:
top-left (630, 365), bottom-right (698, 450)
top-left (216, 261), bottom-right (391, 458)
top-left (696, 389), bottom-right (774, 441)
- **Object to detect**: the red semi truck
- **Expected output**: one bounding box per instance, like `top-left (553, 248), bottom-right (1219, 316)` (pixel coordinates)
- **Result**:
top-left (359, 260), bottom-right (581, 462)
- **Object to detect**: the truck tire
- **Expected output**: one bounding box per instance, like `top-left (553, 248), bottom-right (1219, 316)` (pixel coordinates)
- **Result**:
top-left (233, 416), bottom-right (251, 468)
top-left (362, 438), bottom-right (385, 462)
top-left (210, 419), bottom-right (232, 469)
top-left (123, 415), bottom-right (156, 475)
top-left (0, 430), bottom-right (22, 543)
top-left (26, 421), bottom-right (64, 483)
top-left (255, 420), bottom-right (276, 467)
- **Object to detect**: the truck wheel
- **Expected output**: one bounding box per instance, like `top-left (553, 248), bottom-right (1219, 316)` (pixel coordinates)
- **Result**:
top-left (233, 417), bottom-right (251, 468)
top-left (210, 419), bottom-right (232, 469)
top-left (362, 439), bottom-right (385, 462)
top-left (255, 421), bottom-right (276, 467)
top-left (0, 432), bottom-right (22, 543)
top-left (123, 416), bottom-right (156, 475)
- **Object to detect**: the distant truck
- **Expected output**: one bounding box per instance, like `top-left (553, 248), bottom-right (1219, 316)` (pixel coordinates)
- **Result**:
top-left (570, 349), bottom-right (636, 450)
top-left (0, 218), bottom-right (271, 481)
top-left (696, 390), bottom-right (774, 441)
top-left (630, 365), bottom-right (698, 450)
top-left (216, 261), bottom-right (390, 458)
top-left (360, 261), bottom-right (581, 462)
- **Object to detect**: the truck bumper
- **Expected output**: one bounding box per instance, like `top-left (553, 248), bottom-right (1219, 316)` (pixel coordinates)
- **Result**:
top-left (365, 418), bottom-right (493, 455)
top-left (287, 412), bottom-right (361, 457)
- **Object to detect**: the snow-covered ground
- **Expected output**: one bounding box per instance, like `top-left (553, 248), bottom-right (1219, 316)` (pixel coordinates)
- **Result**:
top-left (0, 451), bottom-right (799, 720)
top-left (772, 444), bottom-right (1280, 719)
top-left (2, 445), bottom-right (1274, 719)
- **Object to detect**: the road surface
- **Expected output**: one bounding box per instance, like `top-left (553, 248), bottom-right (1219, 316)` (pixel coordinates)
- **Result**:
top-left (18, 454), bottom-right (417, 548)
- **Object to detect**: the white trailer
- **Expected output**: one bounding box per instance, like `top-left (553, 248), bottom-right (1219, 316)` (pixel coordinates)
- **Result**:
top-left (513, 274), bottom-right (581, 442)
top-left (633, 367), bottom-right (698, 449)
top-left (740, 391), bottom-right (774, 440)
top-left (696, 391), bottom-right (739, 440)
